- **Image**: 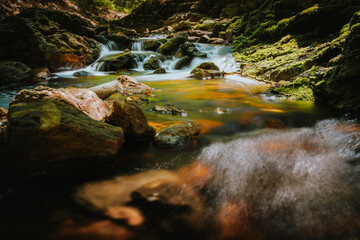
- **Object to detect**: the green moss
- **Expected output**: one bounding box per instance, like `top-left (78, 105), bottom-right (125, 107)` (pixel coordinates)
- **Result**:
top-left (273, 83), bottom-right (314, 101)
top-left (300, 4), bottom-right (319, 15)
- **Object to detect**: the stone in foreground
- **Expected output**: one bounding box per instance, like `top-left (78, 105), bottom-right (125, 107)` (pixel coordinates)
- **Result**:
top-left (6, 99), bottom-right (124, 174)
top-left (106, 100), bottom-right (155, 140)
top-left (154, 121), bottom-right (201, 147)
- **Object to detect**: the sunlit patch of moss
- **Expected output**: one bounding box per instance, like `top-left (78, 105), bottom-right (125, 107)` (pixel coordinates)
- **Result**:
top-left (300, 4), bottom-right (319, 15)
top-left (273, 83), bottom-right (314, 101)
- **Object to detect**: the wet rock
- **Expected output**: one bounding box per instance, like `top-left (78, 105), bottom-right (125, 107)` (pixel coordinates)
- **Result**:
top-left (190, 68), bottom-right (223, 79)
top-left (190, 62), bottom-right (222, 79)
top-left (152, 105), bottom-right (187, 115)
top-left (152, 26), bottom-right (174, 34)
top-left (153, 68), bottom-right (166, 74)
top-left (187, 36), bottom-right (200, 42)
top-left (209, 38), bottom-right (225, 44)
top-left (143, 56), bottom-right (161, 70)
top-left (11, 86), bottom-right (111, 122)
top-left (0, 8), bottom-right (100, 70)
top-left (117, 75), bottom-right (152, 94)
top-left (198, 35), bottom-right (211, 43)
top-left (33, 67), bottom-right (51, 79)
top-left (144, 40), bottom-right (162, 52)
top-left (188, 29), bottom-right (212, 37)
top-left (0, 107), bottom-right (7, 123)
top-left (193, 62), bottom-right (220, 71)
top-left (175, 56), bottom-right (192, 69)
top-left (106, 35), bottom-right (134, 50)
top-left (113, 26), bottom-right (137, 36)
top-left (154, 121), bottom-right (201, 147)
top-left (158, 33), bottom-right (187, 55)
top-left (101, 52), bottom-right (137, 71)
top-left (6, 99), bottom-right (124, 174)
top-left (130, 179), bottom-right (201, 214)
top-left (0, 61), bottom-right (33, 83)
top-left (106, 100), bottom-right (155, 140)
top-left (173, 21), bottom-right (192, 31)
top-left (181, 42), bottom-right (207, 58)
top-left (74, 170), bottom-right (181, 212)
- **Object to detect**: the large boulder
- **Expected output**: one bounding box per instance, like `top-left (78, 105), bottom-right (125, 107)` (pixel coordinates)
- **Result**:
top-left (0, 8), bottom-right (100, 70)
top-left (143, 56), bottom-right (161, 70)
top-left (154, 121), bottom-right (201, 147)
top-left (190, 62), bottom-right (222, 79)
top-left (106, 101), bottom-right (155, 140)
top-left (11, 86), bottom-right (112, 122)
top-left (0, 61), bottom-right (33, 83)
top-left (100, 52), bottom-right (137, 71)
top-left (158, 33), bottom-right (187, 55)
top-left (6, 99), bottom-right (124, 174)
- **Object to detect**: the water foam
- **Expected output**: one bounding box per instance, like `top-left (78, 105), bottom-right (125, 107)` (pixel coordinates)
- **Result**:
top-left (198, 119), bottom-right (360, 239)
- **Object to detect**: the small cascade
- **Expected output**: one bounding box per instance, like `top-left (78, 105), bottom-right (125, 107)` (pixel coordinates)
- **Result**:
top-left (106, 40), bottom-right (119, 51)
top-left (131, 41), bottom-right (145, 51)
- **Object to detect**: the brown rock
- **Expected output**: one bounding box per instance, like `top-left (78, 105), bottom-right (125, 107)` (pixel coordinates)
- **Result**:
top-left (117, 75), bottom-right (152, 94)
top-left (105, 206), bottom-right (144, 226)
top-left (106, 100), bottom-right (155, 140)
top-left (188, 29), bottom-right (212, 37)
top-left (154, 121), bottom-right (201, 147)
top-left (74, 170), bottom-right (180, 212)
top-left (197, 35), bottom-right (210, 43)
top-left (11, 86), bottom-right (111, 122)
top-left (0, 107), bottom-right (7, 122)
top-left (33, 68), bottom-right (51, 79)
top-left (209, 38), bottom-right (225, 44)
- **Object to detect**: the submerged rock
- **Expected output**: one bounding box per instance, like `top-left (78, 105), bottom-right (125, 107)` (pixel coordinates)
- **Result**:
top-left (106, 100), bottom-right (155, 140)
top-left (0, 61), bottom-right (33, 83)
top-left (152, 105), bottom-right (187, 115)
top-left (6, 99), bottom-right (124, 174)
top-left (154, 121), bottom-right (201, 147)
top-left (11, 86), bottom-right (112, 122)
top-left (143, 56), bottom-right (161, 70)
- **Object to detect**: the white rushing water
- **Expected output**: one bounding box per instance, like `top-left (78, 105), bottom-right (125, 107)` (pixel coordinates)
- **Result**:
top-left (54, 36), bottom-right (256, 86)
top-left (198, 119), bottom-right (360, 238)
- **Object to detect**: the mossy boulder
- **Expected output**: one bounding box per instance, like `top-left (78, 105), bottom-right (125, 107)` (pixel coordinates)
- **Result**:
top-left (193, 62), bottom-right (220, 71)
top-left (143, 56), bottom-right (161, 70)
top-left (158, 33), bottom-right (187, 55)
top-left (6, 99), bottom-right (124, 174)
top-left (0, 61), bottom-right (33, 83)
top-left (144, 40), bottom-right (162, 52)
top-left (173, 21), bottom-right (192, 31)
top-left (100, 52), bottom-right (137, 71)
top-left (180, 42), bottom-right (207, 58)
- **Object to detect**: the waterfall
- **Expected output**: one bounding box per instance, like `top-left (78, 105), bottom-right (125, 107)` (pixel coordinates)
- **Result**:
top-left (132, 41), bottom-right (145, 51)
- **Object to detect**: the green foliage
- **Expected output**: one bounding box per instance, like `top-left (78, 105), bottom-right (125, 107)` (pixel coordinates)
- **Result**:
top-left (71, 0), bottom-right (146, 13)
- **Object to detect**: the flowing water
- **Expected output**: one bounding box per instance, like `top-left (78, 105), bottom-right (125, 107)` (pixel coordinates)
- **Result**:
top-left (0, 36), bottom-right (359, 240)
